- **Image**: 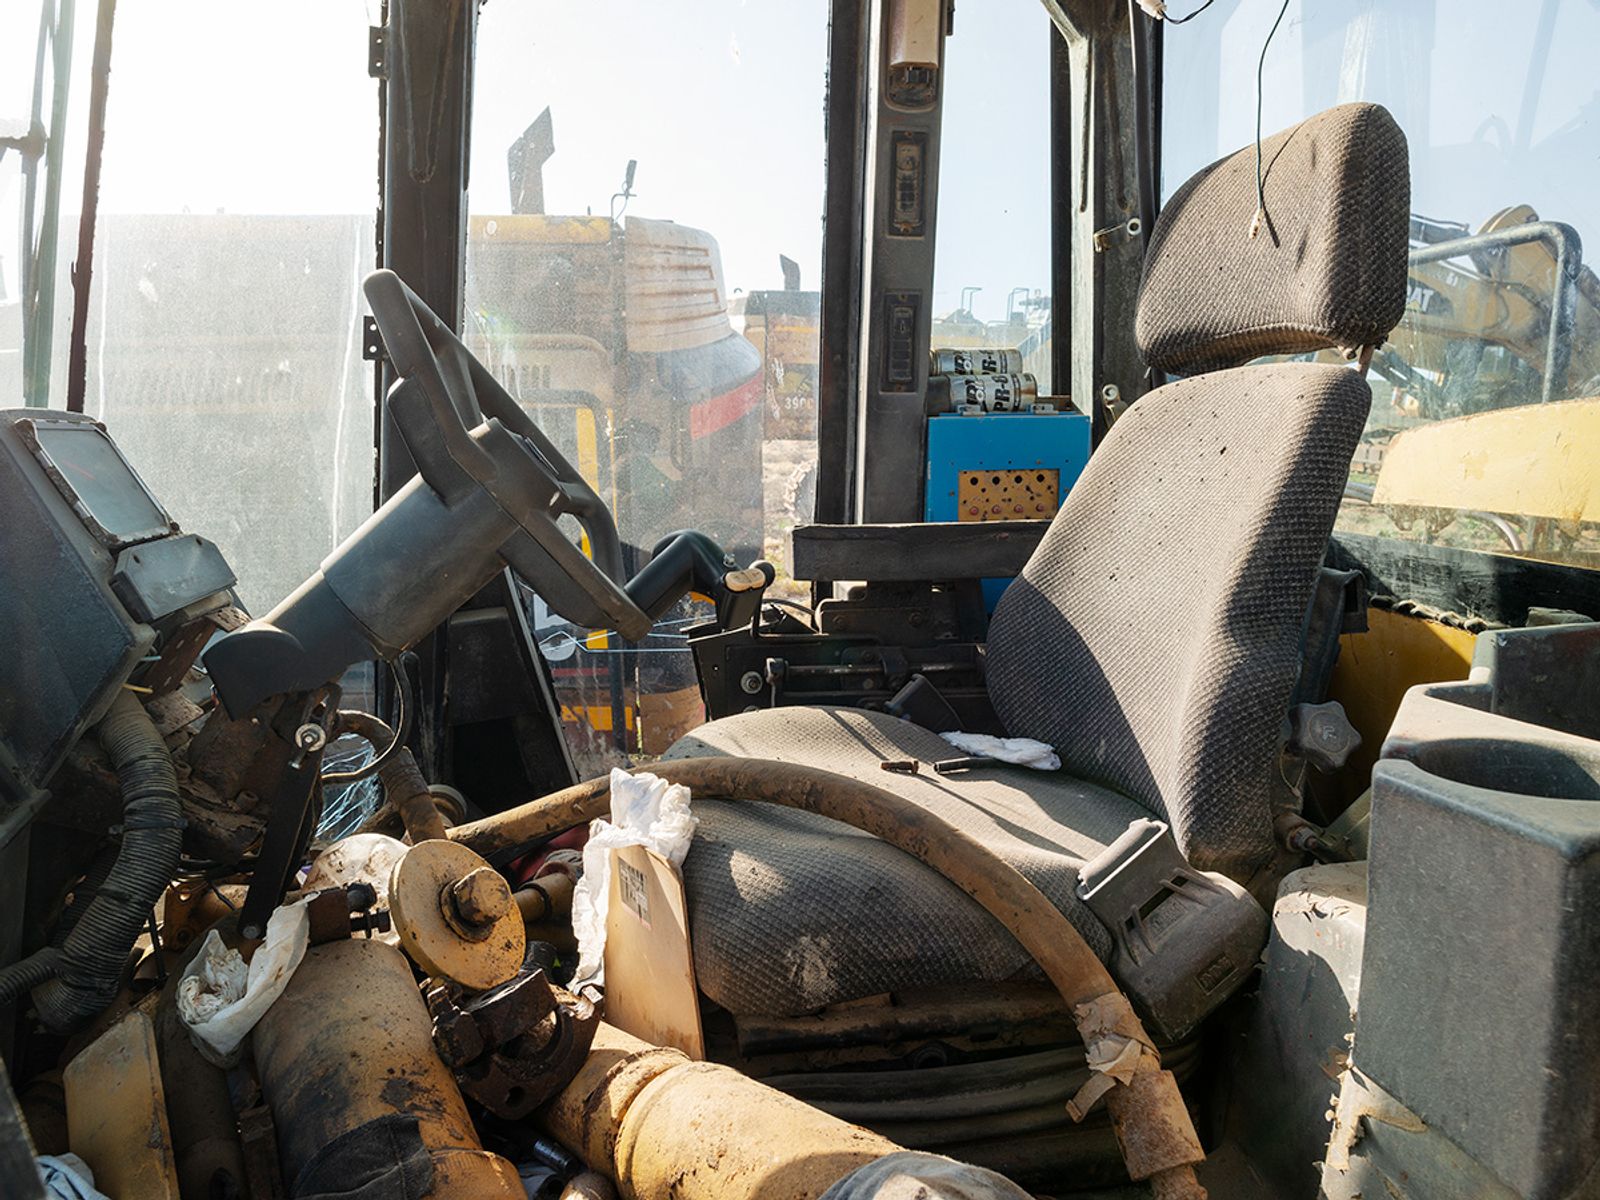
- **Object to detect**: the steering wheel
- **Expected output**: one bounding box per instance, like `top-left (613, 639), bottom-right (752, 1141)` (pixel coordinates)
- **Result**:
top-left (363, 269), bottom-right (654, 642)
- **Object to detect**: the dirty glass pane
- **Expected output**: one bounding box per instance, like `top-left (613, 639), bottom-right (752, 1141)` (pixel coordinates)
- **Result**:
top-left (1164, 0), bottom-right (1600, 572)
top-left (2, 0), bottom-right (82, 408)
top-left (467, 3), bottom-right (828, 772)
top-left (930, 0), bottom-right (1054, 396)
top-left (0, 0), bottom-right (27, 402)
top-left (73, 1), bottom-right (378, 615)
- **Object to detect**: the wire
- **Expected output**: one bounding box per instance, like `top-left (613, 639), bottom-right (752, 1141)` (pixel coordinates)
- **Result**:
top-left (762, 598), bottom-right (816, 625)
top-left (1251, 0), bottom-right (1294, 239)
top-left (320, 658), bottom-right (410, 785)
top-left (1165, 0), bottom-right (1217, 23)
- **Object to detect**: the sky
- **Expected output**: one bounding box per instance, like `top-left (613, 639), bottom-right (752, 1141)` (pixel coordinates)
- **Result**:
top-left (6, 1), bottom-right (1598, 336)
top-left (1, 0), bottom-right (1055, 325)
top-left (1163, 0), bottom-right (1600, 247)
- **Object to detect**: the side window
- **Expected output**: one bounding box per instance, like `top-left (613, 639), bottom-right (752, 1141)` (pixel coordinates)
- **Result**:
top-left (931, 0), bottom-right (1055, 395)
top-left (2, 0), bottom-right (80, 407)
top-left (466, 4), bottom-right (828, 771)
top-left (75, 1), bottom-right (380, 615)
top-left (1165, 0), bottom-right (1600, 571)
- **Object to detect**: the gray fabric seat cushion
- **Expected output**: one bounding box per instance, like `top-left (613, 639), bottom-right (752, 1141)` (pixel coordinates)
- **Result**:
top-left (664, 706), bottom-right (1150, 1016)
top-left (987, 362), bottom-right (1372, 880)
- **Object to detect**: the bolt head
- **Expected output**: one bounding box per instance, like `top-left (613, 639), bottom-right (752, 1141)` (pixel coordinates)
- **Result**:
top-left (447, 866), bottom-right (512, 929)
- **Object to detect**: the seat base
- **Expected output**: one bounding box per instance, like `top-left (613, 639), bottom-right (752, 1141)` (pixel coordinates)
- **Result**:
top-left (663, 706), bottom-right (1152, 1016)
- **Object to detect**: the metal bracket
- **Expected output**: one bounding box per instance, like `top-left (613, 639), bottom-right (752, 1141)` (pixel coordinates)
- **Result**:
top-left (368, 25), bottom-right (389, 79)
top-left (362, 315), bottom-right (387, 362)
top-left (1092, 216), bottom-right (1143, 253)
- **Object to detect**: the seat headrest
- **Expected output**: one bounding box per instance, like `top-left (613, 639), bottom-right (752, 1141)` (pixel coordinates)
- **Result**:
top-left (1136, 102), bottom-right (1410, 376)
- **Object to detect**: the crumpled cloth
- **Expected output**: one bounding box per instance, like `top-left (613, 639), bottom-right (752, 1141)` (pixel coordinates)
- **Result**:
top-left (819, 1152), bottom-right (1033, 1199)
top-left (37, 1154), bottom-right (110, 1200)
top-left (571, 768), bottom-right (698, 990)
top-left (176, 899), bottom-right (309, 1066)
top-left (938, 731), bottom-right (1061, 770)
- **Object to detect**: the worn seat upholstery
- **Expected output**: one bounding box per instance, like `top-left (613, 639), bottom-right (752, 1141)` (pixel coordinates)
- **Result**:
top-left (666, 103), bottom-right (1410, 1018)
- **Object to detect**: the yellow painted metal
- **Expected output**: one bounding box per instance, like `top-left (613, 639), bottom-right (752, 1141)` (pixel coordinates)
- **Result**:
top-left (390, 839), bottom-right (526, 990)
top-left (253, 937), bottom-right (523, 1197)
top-left (560, 703), bottom-right (636, 734)
top-left (1328, 606), bottom-right (1477, 794)
top-left (63, 1010), bottom-right (181, 1200)
top-left (543, 1023), bottom-right (899, 1200)
top-left (1371, 396), bottom-right (1600, 522)
top-left (958, 468), bottom-right (1060, 522)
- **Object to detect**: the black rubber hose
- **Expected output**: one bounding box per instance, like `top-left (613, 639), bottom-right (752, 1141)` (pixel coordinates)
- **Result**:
top-left (0, 947), bottom-right (61, 1008)
top-left (31, 691), bottom-right (185, 1033)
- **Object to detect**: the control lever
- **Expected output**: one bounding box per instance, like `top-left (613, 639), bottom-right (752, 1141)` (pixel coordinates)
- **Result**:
top-left (626, 530), bottom-right (775, 631)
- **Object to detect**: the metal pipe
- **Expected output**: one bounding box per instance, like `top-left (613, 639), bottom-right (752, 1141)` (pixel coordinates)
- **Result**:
top-left (542, 1022), bottom-right (899, 1200)
top-left (1343, 482), bottom-right (1526, 553)
top-left (1407, 221), bottom-right (1582, 404)
top-left (453, 758), bottom-right (1206, 1196)
top-left (334, 710), bottom-right (449, 842)
top-left (515, 871), bottom-right (575, 924)
top-left (64, 0), bottom-right (115, 413)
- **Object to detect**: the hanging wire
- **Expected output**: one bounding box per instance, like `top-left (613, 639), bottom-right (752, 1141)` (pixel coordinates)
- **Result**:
top-left (1165, 0), bottom-right (1218, 23)
top-left (1250, 0), bottom-right (1295, 239)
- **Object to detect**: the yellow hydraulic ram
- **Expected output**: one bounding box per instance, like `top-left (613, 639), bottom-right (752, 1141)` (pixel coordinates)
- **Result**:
top-left (253, 937), bottom-right (524, 1197)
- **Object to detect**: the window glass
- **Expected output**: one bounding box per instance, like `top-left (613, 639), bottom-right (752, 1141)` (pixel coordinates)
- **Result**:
top-left (0, 0), bottom-right (33, 402)
top-left (76, 1), bottom-right (379, 614)
top-left (2, 0), bottom-right (86, 407)
top-left (931, 0), bottom-right (1054, 395)
top-left (1164, 0), bottom-right (1600, 571)
top-left (467, 2), bottom-right (828, 771)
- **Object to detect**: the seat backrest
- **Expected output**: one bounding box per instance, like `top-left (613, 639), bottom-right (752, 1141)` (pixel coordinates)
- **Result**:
top-left (986, 103), bottom-right (1409, 880)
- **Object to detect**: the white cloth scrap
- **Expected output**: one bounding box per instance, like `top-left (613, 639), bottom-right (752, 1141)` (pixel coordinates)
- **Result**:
top-left (938, 731), bottom-right (1061, 771)
top-left (570, 768), bottom-right (698, 991)
top-left (176, 899), bottom-right (309, 1067)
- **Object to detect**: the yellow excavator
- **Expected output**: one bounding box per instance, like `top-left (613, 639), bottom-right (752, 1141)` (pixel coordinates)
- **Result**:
top-left (1352, 204), bottom-right (1600, 562)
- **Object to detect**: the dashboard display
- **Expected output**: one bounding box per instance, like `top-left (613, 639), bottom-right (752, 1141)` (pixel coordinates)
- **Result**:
top-left (24, 419), bottom-right (172, 547)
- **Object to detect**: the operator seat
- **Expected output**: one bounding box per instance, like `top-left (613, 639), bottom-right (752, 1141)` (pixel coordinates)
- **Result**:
top-left (665, 103), bottom-right (1411, 1019)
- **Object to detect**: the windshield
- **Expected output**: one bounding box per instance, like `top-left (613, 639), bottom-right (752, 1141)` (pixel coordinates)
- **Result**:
top-left (1164, 0), bottom-right (1600, 573)
top-left (931, 0), bottom-right (1055, 394)
top-left (466, 2), bottom-right (828, 771)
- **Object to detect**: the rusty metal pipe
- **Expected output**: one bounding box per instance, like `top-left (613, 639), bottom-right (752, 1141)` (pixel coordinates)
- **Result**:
top-left (454, 758), bottom-right (1206, 1195)
top-left (253, 937), bottom-right (521, 1197)
top-left (543, 1022), bottom-right (899, 1200)
top-left (515, 870), bottom-right (575, 924)
top-left (336, 711), bottom-right (450, 842)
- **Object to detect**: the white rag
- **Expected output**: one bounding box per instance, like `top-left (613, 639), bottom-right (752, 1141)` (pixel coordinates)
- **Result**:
top-left (176, 899), bottom-right (309, 1067)
top-left (939, 731), bottom-right (1061, 771)
top-left (570, 768), bottom-right (697, 991)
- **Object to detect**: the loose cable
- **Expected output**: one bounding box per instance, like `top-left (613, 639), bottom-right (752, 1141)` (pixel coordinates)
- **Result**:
top-left (1250, 0), bottom-right (1294, 239)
